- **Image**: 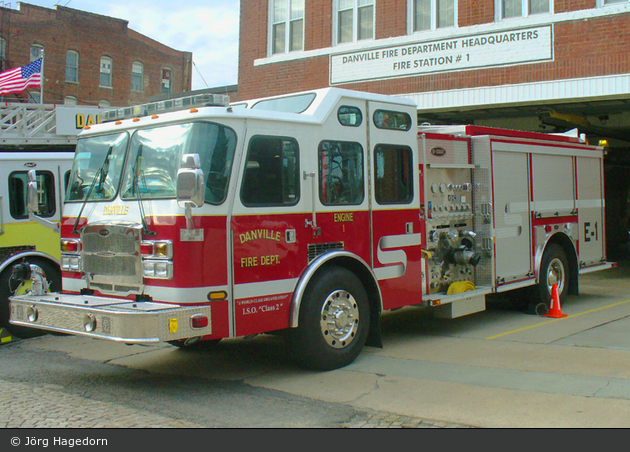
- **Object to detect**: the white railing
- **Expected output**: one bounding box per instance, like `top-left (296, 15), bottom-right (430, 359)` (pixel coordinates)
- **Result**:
top-left (0, 103), bottom-right (58, 138)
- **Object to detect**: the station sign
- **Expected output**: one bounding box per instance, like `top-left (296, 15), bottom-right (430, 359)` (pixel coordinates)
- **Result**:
top-left (330, 25), bottom-right (553, 84)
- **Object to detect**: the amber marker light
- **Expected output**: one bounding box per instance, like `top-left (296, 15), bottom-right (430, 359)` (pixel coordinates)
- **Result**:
top-left (208, 291), bottom-right (228, 301)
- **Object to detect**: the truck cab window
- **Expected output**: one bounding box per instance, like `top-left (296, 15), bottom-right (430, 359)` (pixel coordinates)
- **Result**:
top-left (374, 144), bottom-right (413, 204)
top-left (9, 171), bottom-right (56, 219)
top-left (319, 140), bottom-right (364, 205)
top-left (373, 109), bottom-right (412, 131)
top-left (241, 136), bottom-right (300, 207)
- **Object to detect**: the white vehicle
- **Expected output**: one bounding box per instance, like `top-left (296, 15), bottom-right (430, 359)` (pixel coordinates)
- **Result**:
top-left (9, 88), bottom-right (612, 369)
top-left (0, 103), bottom-right (103, 338)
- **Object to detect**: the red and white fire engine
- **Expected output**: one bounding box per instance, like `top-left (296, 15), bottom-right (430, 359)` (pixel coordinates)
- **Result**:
top-left (9, 88), bottom-right (611, 370)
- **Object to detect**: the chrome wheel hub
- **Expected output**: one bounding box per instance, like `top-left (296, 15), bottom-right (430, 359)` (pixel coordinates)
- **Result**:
top-left (320, 290), bottom-right (359, 349)
top-left (547, 257), bottom-right (565, 294)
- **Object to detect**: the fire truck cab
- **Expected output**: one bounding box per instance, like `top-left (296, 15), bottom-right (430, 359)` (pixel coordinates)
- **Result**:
top-left (9, 88), bottom-right (610, 370)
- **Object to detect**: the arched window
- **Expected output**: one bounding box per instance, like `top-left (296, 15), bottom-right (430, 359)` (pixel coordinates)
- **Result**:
top-left (162, 68), bottom-right (172, 95)
top-left (131, 61), bottom-right (143, 92)
top-left (100, 56), bottom-right (113, 88)
top-left (0, 37), bottom-right (6, 72)
top-left (30, 44), bottom-right (44, 62)
top-left (66, 50), bottom-right (79, 83)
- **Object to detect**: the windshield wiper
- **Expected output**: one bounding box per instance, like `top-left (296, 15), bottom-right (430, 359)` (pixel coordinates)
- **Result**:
top-left (72, 146), bottom-right (113, 235)
top-left (132, 144), bottom-right (155, 237)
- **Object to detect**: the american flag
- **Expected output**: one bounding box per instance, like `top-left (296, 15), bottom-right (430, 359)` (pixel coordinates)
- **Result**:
top-left (0, 58), bottom-right (42, 95)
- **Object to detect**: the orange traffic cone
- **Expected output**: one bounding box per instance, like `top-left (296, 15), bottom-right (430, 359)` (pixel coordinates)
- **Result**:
top-left (543, 283), bottom-right (567, 318)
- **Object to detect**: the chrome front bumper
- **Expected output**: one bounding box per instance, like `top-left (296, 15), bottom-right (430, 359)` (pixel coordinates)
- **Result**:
top-left (9, 293), bottom-right (212, 343)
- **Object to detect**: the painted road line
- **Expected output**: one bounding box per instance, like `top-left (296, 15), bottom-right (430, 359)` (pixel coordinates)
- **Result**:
top-left (485, 298), bottom-right (630, 340)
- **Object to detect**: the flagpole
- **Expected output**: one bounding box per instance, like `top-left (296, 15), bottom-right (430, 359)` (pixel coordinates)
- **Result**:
top-left (40, 51), bottom-right (44, 104)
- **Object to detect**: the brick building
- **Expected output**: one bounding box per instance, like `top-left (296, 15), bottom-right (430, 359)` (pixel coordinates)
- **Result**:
top-left (238, 0), bottom-right (630, 252)
top-left (0, 3), bottom-right (192, 107)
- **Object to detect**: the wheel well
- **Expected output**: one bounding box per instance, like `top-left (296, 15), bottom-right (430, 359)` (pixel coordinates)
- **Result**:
top-left (295, 255), bottom-right (383, 348)
top-left (0, 253), bottom-right (61, 285)
top-left (545, 233), bottom-right (579, 296)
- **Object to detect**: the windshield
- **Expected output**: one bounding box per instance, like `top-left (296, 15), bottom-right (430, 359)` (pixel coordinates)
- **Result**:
top-left (66, 133), bottom-right (129, 202)
top-left (65, 122), bottom-right (237, 204)
top-left (120, 122), bottom-right (237, 203)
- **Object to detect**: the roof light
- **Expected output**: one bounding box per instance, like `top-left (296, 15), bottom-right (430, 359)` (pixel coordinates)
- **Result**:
top-left (101, 93), bottom-right (230, 123)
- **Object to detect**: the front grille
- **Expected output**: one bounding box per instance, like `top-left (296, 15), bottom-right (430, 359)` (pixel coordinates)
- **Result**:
top-left (81, 224), bottom-right (143, 289)
top-left (82, 233), bottom-right (135, 254)
top-left (83, 254), bottom-right (137, 276)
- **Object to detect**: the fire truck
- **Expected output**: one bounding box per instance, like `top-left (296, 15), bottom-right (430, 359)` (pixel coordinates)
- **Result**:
top-left (0, 103), bottom-right (104, 340)
top-left (9, 88), bottom-right (611, 369)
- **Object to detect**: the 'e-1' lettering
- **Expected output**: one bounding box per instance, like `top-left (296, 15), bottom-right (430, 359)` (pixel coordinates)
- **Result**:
top-left (584, 222), bottom-right (598, 242)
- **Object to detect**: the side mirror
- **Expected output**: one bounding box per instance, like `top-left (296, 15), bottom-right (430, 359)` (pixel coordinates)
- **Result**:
top-left (27, 170), bottom-right (39, 214)
top-left (177, 154), bottom-right (204, 208)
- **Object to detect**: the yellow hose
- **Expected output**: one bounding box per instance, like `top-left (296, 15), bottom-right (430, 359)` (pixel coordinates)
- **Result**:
top-left (447, 281), bottom-right (476, 295)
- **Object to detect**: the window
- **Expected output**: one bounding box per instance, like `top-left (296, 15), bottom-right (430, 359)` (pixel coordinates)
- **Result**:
top-left (374, 145), bottom-right (413, 204)
top-left (0, 37), bottom-right (6, 72)
top-left (338, 106), bottom-right (363, 127)
top-left (241, 136), bottom-right (300, 207)
top-left (98, 100), bottom-right (110, 108)
top-left (117, 123), bottom-right (237, 203)
top-left (64, 96), bottom-right (78, 105)
top-left (9, 171), bottom-right (56, 219)
top-left (336, 0), bottom-right (374, 44)
top-left (270, 0), bottom-right (304, 54)
top-left (252, 92), bottom-right (315, 113)
top-left (30, 45), bottom-right (43, 62)
top-left (319, 141), bottom-right (364, 205)
top-left (28, 91), bottom-right (41, 104)
top-left (162, 68), bottom-right (172, 95)
top-left (411, 0), bottom-right (455, 32)
top-left (66, 51), bottom-right (79, 83)
top-left (132, 62), bottom-right (143, 92)
top-left (373, 109), bottom-right (412, 131)
top-left (500, 0), bottom-right (549, 18)
top-left (100, 56), bottom-right (112, 88)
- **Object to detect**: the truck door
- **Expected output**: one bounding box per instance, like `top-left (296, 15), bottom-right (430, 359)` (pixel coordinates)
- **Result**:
top-left (576, 155), bottom-right (606, 267)
top-left (230, 131), bottom-right (305, 337)
top-left (1, 157), bottom-right (65, 256)
top-left (491, 148), bottom-right (534, 283)
top-left (368, 102), bottom-right (423, 310)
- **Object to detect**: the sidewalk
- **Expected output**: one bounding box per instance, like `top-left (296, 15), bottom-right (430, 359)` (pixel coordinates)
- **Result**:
top-left (0, 376), bottom-right (472, 428)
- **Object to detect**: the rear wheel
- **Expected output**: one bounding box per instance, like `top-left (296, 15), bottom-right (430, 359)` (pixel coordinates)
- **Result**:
top-left (535, 243), bottom-right (569, 308)
top-left (291, 267), bottom-right (369, 371)
top-left (0, 259), bottom-right (60, 339)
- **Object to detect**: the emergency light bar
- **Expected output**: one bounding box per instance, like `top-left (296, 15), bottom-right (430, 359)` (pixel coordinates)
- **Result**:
top-left (102, 93), bottom-right (230, 123)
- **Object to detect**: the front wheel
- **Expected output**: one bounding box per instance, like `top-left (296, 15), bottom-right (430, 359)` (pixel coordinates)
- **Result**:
top-left (535, 243), bottom-right (569, 308)
top-left (290, 267), bottom-right (369, 371)
top-left (0, 259), bottom-right (60, 339)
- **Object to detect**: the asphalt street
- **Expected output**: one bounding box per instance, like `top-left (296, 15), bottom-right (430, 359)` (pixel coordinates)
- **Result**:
top-left (2, 257), bottom-right (630, 429)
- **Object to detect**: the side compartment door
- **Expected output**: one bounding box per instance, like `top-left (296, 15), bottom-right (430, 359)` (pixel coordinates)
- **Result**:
top-left (368, 102), bottom-right (423, 310)
top-left (230, 131), bottom-right (306, 337)
top-left (576, 155), bottom-right (605, 266)
top-left (491, 149), bottom-right (533, 283)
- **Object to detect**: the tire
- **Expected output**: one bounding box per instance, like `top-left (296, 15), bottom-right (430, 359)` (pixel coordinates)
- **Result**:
top-left (535, 243), bottom-right (569, 308)
top-left (291, 267), bottom-right (369, 371)
top-left (0, 259), bottom-right (60, 339)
